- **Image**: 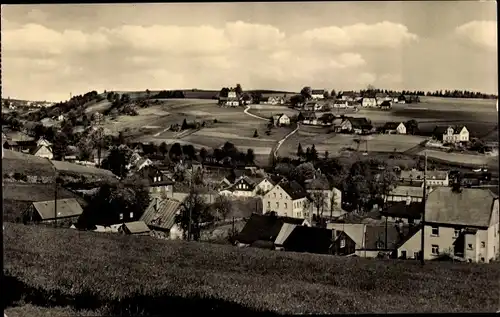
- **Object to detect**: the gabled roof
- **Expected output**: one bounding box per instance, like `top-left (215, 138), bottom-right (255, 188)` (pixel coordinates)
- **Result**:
top-left (31, 144), bottom-right (52, 155)
top-left (140, 198), bottom-right (182, 231)
top-left (345, 117), bottom-right (371, 128)
top-left (279, 180), bottom-right (308, 200)
top-left (382, 202), bottom-right (422, 219)
top-left (425, 187), bottom-right (497, 227)
top-left (121, 221), bottom-right (150, 234)
top-left (383, 122), bottom-right (403, 130)
top-left (388, 185), bottom-right (424, 198)
top-left (235, 213), bottom-right (305, 244)
top-left (32, 198), bottom-right (83, 220)
top-left (281, 225), bottom-right (333, 254)
top-left (311, 89), bottom-right (326, 94)
top-left (267, 175), bottom-right (285, 186)
top-left (362, 224), bottom-right (418, 250)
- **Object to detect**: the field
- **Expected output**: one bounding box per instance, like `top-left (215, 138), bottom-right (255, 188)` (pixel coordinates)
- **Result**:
top-left (4, 223), bottom-right (500, 315)
top-left (419, 149), bottom-right (498, 166)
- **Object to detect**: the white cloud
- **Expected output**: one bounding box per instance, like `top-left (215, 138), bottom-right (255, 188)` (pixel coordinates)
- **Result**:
top-left (455, 20), bottom-right (497, 50)
top-left (292, 21), bottom-right (418, 49)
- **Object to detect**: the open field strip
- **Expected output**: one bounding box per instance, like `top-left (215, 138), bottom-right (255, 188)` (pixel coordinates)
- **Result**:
top-left (193, 130), bottom-right (275, 142)
top-left (418, 149), bottom-right (493, 165)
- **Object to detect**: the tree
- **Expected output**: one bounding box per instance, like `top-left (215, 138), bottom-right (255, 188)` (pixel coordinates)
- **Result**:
top-left (101, 145), bottom-right (133, 177)
top-left (331, 89), bottom-right (337, 98)
top-left (235, 84), bottom-right (243, 96)
top-left (219, 87), bottom-right (230, 98)
top-left (77, 137), bottom-right (94, 161)
top-left (181, 118), bottom-right (188, 130)
top-left (174, 187), bottom-right (214, 241)
top-left (159, 142), bottom-right (168, 157)
top-left (301, 86), bottom-right (312, 99)
top-left (324, 150), bottom-right (329, 160)
top-left (297, 143), bottom-right (304, 158)
top-left (146, 89), bottom-right (151, 98)
top-left (52, 132), bottom-right (69, 160)
top-left (290, 94), bottom-right (306, 107)
top-left (213, 195), bottom-right (232, 221)
top-left (199, 147), bottom-right (208, 162)
top-left (246, 148), bottom-right (255, 164)
top-left (169, 142), bottom-right (183, 160)
top-left (405, 119), bottom-right (419, 135)
top-left (77, 182), bottom-right (150, 229)
top-left (181, 144), bottom-right (196, 160)
top-left (310, 144), bottom-right (318, 161)
top-left (253, 129), bottom-right (259, 138)
top-left (295, 162), bottom-right (316, 183)
top-left (323, 91), bottom-right (330, 99)
top-left (310, 191), bottom-right (328, 219)
top-left (61, 120), bottom-right (74, 137)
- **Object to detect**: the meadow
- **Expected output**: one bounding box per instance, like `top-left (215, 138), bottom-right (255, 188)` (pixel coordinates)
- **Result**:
top-left (4, 223), bottom-right (500, 315)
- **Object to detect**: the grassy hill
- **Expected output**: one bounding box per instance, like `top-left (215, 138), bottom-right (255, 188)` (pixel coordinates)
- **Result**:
top-left (4, 223), bottom-right (500, 315)
top-left (2, 149), bottom-right (118, 184)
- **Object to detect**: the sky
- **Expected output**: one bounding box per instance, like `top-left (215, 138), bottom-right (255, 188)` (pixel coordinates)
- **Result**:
top-left (1, 2), bottom-right (497, 102)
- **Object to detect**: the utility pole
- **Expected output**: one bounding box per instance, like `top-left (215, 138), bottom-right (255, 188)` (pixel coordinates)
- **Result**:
top-left (420, 152), bottom-right (428, 265)
top-left (187, 165), bottom-right (194, 241)
top-left (48, 158), bottom-right (58, 227)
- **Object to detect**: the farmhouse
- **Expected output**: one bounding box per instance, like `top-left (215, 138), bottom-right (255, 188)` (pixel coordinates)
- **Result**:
top-left (129, 166), bottom-right (174, 197)
top-left (118, 221), bottom-right (151, 236)
top-left (304, 102), bottom-right (324, 111)
top-left (140, 197), bottom-right (183, 239)
top-left (311, 89), bottom-right (326, 100)
top-left (272, 113), bottom-right (290, 126)
top-left (30, 144), bottom-right (53, 160)
top-left (396, 187), bottom-right (499, 263)
top-left (382, 122), bottom-right (406, 134)
top-left (219, 89), bottom-right (239, 107)
top-left (255, 175), bottom-right (285, 195)
top-left (339, 117), bottom-right (372, 134)
top-left (362, 97), bottom-right (377, 108)
top-left (380, 100), bottom-right (392, 110)
top-left (339, 91), bottom-right (361, 101)
top-left (301, 112), bottom-right (321, 126)
top-left (22, 198), bottom-right (84, 226)
top-left (263, 180), bottom-right (309, 219)
top-left (230, 176), bottom-right (262, 198)
top-left (36, 137), bottom-right (52, 147)
top-left (333, 100), bottom-right (348, 109)
top-left (275, 224), bottom-right (334, 254)
top-left (433, 125), bottom-right (470, 144)
top-left (399, 169), bottom-right (449, 187)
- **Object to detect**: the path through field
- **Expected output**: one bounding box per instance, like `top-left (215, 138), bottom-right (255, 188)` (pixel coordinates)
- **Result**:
top-left (244, 105), bottom-right (268, 121)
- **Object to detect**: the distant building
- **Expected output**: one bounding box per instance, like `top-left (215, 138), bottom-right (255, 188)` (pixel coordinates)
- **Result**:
top-left (437, 126), bottom-right (470, 144)
top-left (310, 89), bottom-right (326, 100)
top-left (362, 97), bottom-right (377, 108)
top-left (31, 144), bottom-right (53, 160)
top-left (219, 89), bottom-right (240, 107)
top-left (263, 180), bottom-right (310, 218)
top-left (22, 198), bottom-right (84, 226)
top-left (272, 113), bottom-right (290, 126)
top-left (400, 169), bottom-right (449, 187)
top-left (118, 221), bottom-right (151, 236)
top-left (382, 122), bottom-right (406, 134)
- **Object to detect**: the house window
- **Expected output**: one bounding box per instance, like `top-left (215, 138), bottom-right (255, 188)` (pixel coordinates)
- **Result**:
top-left (401, 250), bottom-right (407, 259)
top-left (481, 241), bottom-right (485, 248)
top-left (414, 252), bottom-right (419, 259)
top-left (119, 213), bottom-right (124, 220)
top-left (340, 239), bottom-right (346, 248)
top-left (431, 226), bottom-right (439, 236)
top-left (431, 245), bottom-right (439, 255)
top-left (280, 193), bottom-right (283, 199)
top-left (267, 201), bottom-right (271, 208)
top-left (276, 202), bottom-right (279, 209)
top-left (467, 243), bottom-right (473, 250)
top-left (453, 229), bottom-right (460, 238)
top-left (274, 193), bottom-right (276, 198)
top-left (284, 203), bottom-right (287, 209)
top-left (481, 257), bottom-right (485, 262)
top-left (130, 212), bottom-right (134, 219)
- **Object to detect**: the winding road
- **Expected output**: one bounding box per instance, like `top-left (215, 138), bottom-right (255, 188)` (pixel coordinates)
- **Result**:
top-left (244, 105), bottom-right (299, 165)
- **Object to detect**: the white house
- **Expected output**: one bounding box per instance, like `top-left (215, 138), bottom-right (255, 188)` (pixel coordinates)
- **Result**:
top-left (263, 180), bottom-right (310, 219)
top-left (231, 176), bottom-right (259, 198)
top-left (396, 187), bottom-right (499, 263)
top-left (382, 122), bottom-right (407, 134)
top-left (36, 137), bottom-right (52, 147)
top-left (442, 126), bottom-right (469, 143)
top-left (272, 113), bottom-right (290, 126)
top-left (362, 97), bottom-right (377, 108)
top-left (311, 89), bottom-right (326, 100)
top-left (399, 169), bottom-right (449, 187)
top-left (57, 114), bottom-right (65, 121)
top-left (255, 177), bottom-right (282, 195)
top-left (31, 144), bottom-right (53, 160)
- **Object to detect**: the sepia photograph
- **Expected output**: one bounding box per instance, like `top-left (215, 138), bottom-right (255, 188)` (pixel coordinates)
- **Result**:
top-left (1, 1), bottom-right (499, 315)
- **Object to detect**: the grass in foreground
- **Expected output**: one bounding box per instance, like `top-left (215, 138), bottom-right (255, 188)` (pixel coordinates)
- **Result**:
top-left (4, 223), bottom-right (500, 315)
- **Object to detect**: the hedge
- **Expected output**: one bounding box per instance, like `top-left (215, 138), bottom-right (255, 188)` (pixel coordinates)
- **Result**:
top-left (4, 223), bottom-right (500, 315)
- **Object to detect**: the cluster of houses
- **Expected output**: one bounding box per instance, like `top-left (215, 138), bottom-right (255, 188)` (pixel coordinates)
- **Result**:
top-left (218, 88), bottom-right (288, 107)
top-left (304, 89), bottom-right (420, 108)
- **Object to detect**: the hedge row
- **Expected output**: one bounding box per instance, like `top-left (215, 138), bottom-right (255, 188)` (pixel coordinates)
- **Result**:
top-left (4, 223), bottom-right (500, 314)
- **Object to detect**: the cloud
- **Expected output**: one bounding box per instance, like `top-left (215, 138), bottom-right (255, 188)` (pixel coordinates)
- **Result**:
top-left (291, 21), bottom-right (418, 49)
top-left (2, 20), bottom-right (420, 101)
top-left (455, 20), bottom-right (497, 50)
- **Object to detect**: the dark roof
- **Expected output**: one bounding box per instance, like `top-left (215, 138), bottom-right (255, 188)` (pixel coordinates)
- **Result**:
top-left (279, 180), bottom-right (308, 200)
top-left (382, 202), bottom-right (422, 219)
top-left (32, 198), bottom-right (83, 220)
top-left (311, 89), bottom-right (326, 94)
top-left (140, 198), bottom-right (181, 231)
top-left (121, 221), bottom-right (150, 234)
top-left (383, 122), bottom-right (402, 130)
top-left (425, 187), bottom-right (497, 227)
top-left (363, 224), bottom-right (417, 250)
top-left (347, 117), bottom-right (371, 128)
top-left (282, 226), bottom-right (333, 254)
top-left (132, 165), bottom-right (174, 186)
top-left (268, 175), bottom-right (285, 186)
top-left (235, 213), bottom-right (304, 244)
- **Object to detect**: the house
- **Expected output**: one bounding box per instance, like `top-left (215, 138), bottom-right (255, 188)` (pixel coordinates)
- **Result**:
top-left (135, 158), bottom-right (153, 171)
top-left (319, 113), bottom-right (336, 125)
top-left (30, 144), bottom-right (53, 160)
top-left (400, 169), bottom-right (449, 187)
top-left (439, 126), bottom-right (470, 144)
top-left (22, 198), bottom-right (84, 226)
top-left (129, 166), bottom-right (174, 197)
top-left (219, 89), bottom-right (239, 107)
top-left (304, 102), bottom-right (323, 111)
top-left (272, 113), bottom-right (290, 127)
top-left (233, 213), bottom-right (309, 247)
top-left (36, 137), bottom-right (52, 147)
top-left (396, 187), bottom-right (499, 263)
top-left (118, 221), bottom-right (151, 236)
top-left (333, 100), bottom-right (348, 109)
top-left (304, 178), bottom-right (345, 219)
top-left (254, 176), bottom-right (284, 195)
top-left (230, 176), bottom-right (261, 198)
top-left (263, 180), bottom-right (309, 219)
top-left (385, 185), bottom-right (425, 203)
top-left (57, 114), bottom-right (65, 121)
top-left (311, 89), bottom-right (326, 100)
top-left (340, 91), bottom-right (361, 101)
top-left (381, 200), bottom-right (422, 224)
top-left (382, 122), bottom-right (406, 134)
top-left (362, 97), bottom-right (377, 108)
top-left (328, 222), bottom-right (419, 258)
top-left (276, 225), bottom-right (334, 254)
top-left (340, 117), bottom-right (372, 134)
top-left (301, 111), bottom-right (321, 126)
top-left (140, 197), bottom-right (183, 239)
top-left (380, 100), bottom-right (392, 110)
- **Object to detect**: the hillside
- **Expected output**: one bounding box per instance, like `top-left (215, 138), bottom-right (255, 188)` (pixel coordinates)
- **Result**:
top-left (2, 149), bottom-right (118, 184)
top-left (4, 223), bottom-right (500, 315)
